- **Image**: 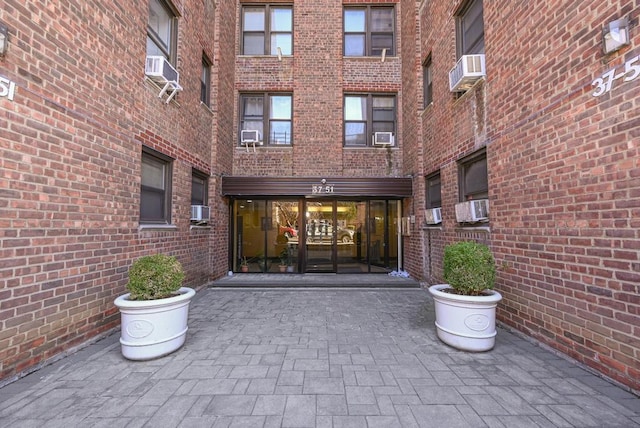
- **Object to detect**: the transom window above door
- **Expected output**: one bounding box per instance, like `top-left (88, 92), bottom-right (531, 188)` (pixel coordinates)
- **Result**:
top-left (344, 6), bottom-right (395, 57)
top-left (242, 5), bottom-right (293, 56)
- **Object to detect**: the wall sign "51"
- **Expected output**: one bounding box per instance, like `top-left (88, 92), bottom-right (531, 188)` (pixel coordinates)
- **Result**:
top-left (592, 54), bottom-right (640, 96)
top-left (0, 76), bottom-right (16, 101)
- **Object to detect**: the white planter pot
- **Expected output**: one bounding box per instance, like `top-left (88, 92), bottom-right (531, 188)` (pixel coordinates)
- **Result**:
top-left (114, 287), bottom-right (195, 360)
top-left (428, 284), bottom-right (502, 352)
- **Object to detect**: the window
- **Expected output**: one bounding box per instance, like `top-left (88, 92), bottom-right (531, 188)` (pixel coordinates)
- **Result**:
top-left (344, 6), bottom-right (395, 57)
top-left (201, 55), bottom-right (211, 106)
top-left (423, 55), bottom-right (433, 107)
top-left (344, 94), bottom-right (396, 147)
top-left (456, 0), bottom-right (484, 57)
top-left (191, 170), bottom-right (208, 206)
top-left (241, 5), bottom-right (292, 56)
top-left (239, 94), bottom-right (292, 145)
top-left (141, 148), bottom-right (173, 224)
top-left (147, 0), bottom-right (178, 62)
top-left (458, 149), bottom-right (488, 201)
top-left (426, 173), bottom-right (441, 208)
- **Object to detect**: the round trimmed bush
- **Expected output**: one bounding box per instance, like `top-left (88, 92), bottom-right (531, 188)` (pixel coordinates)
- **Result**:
top-left (126, 254), bottom-right (185, 300)
top-left (443, 241), bottom-right (495, 295)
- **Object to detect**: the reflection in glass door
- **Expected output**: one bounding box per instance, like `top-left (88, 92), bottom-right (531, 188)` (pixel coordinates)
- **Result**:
top-left (232, 199), bottom-right (300, 273)
top-left (304, 200), bottom-right (335, 272)
top-left (369, 201), bottom-right (386, 270)
top-left (368, 200), bottom-right (398, 273)
top-left (336, 201), bottom-right (363, 273)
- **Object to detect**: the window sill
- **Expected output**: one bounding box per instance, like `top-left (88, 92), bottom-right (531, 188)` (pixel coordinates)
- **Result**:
top-left (454, 224), bottom-right (490, 232)
top-left (343, 146), bottom-right (399, 150)
top-left (422, 225), bottom-right (443, 231)
top-left (200, 101), bottom-right (214, 114)
top-left (190, 224), bottom-right (211, 231)
top-left (139, 224), bottom-right (178, 232)
top-left (421, 102), bottom-right (433, 115)
top-left (236, 145), bottom-right (292, 149)
top-left (343, 55), bottom-right (397, 60)
top-left (237, 54), bottom-right (292, 59)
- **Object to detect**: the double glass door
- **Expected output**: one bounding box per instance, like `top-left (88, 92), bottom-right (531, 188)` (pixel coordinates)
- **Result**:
top-left (304, 200), bottom-right (340, 272)
top-left (303, 200), bottom-right (398, 273)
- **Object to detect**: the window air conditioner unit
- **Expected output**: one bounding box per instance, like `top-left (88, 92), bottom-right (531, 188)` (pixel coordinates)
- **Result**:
top-left (240, 130), bottom-right (262, 145)
top-left (455, 199), bottom-right (489, 223)
top-left (145, 55), bottom-right (179, 83)
top-left (424, 207), bottom-right (442, 225)
top-left (191, 205), bottom-right (210, 222)
top-left (449, 54), bottom-right (486, 92)
top-left (373, 132), bottom-right (395, 146)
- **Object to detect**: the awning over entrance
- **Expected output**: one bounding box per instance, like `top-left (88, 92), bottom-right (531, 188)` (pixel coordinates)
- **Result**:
top-left (221, 176), bottom-right (413, 198)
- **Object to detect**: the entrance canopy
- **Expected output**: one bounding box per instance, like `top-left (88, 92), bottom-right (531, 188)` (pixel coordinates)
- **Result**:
top-left (221, 176), bottom-right (413, 198)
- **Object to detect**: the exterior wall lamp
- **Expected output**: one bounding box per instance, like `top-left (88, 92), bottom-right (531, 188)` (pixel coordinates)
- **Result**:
top-left (0, 22), bottom-right (8, 57)
top-left (603, 17), bottom-right (630, 54)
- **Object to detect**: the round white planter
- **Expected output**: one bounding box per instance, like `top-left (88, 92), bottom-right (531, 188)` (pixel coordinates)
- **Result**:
top-left (114, 287), bottom-right (195, 360)
top-left (428, 284), bottom-right (502, 352)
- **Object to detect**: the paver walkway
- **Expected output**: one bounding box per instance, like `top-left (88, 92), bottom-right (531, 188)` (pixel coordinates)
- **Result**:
top-left (1, 288), bottom-right (638, 427)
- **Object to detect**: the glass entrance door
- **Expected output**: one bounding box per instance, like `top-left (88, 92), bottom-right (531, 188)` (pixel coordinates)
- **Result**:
top-left (231, 198), bottom-right (400, 274)
top-left (302, 200), bottom-right (397, 273)
top-left (304, 200), bottom-right (335, 272)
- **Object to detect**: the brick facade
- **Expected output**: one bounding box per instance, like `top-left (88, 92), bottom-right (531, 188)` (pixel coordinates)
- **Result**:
top-left (415, 0), bottom-right (639, 392)
top-left (0, 0), bottom-right (226, 382)
top-left (1, 0), bottom-right (638, 394)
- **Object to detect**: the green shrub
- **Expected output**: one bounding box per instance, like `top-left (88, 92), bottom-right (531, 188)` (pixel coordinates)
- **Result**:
top-left (126, 254), bottom-right (185, 300)
top-left (443, 241), bottom-right (495, 295)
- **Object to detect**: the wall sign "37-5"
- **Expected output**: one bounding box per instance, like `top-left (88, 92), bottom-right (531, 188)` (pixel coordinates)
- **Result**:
top-left (0, 75), bottom-right (16, 101)
top-left (592, 54), bottom-right (640, 97)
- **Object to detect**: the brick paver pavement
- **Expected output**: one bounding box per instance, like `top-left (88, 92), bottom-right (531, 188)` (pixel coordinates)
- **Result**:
top-left (1, 288), bottom-right (638, 427)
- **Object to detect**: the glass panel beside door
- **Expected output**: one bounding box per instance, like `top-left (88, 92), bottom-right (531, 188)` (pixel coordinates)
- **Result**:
top-left (233, 199), bottom-right (300, 273)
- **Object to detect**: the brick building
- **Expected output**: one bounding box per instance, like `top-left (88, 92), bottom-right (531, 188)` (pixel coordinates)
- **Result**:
top-left (413, 1), bottom-right (640, 393)
top-left (0, 0), bottom-right (638, 393)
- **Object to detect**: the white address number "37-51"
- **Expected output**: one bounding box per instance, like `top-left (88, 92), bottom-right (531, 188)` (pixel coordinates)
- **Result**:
top-left (592, 54), bottom-right (640, 97)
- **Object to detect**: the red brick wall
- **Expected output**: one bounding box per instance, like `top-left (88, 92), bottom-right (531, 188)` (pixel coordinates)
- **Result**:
top-left (232, 0), bottom-right (404, 178)
top-left (399, 0), bottom-right (424, 276)
top-left (419, 0), bottom-right (640, 392)
top-left (210, 0), bottom-right (237, 278)
top-left (0, 0), bottom-right (224, 383)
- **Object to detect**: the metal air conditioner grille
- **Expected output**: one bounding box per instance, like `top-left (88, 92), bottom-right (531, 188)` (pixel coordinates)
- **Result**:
top-left (145, 56), bottom-right (179, 83)
top-left (191, 205), bottom-right (210, 222)
top-left (449, 54), bottom-right (486, 92)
